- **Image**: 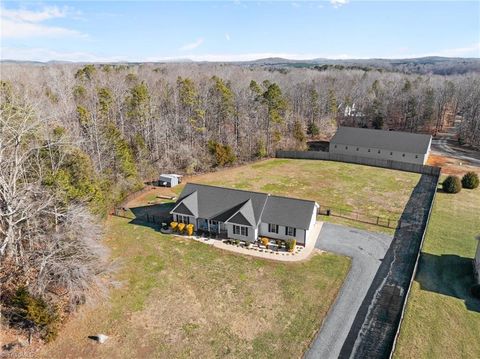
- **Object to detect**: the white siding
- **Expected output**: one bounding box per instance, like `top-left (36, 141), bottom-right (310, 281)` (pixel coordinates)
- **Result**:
top-left (172, 213), bottom-right (196, 225)
top-left (226, 223), bottom-right (257, 242)
top-left (329, 143), bottom-right (427, 165)
top-left (258, 223), bottom-right (306, 245)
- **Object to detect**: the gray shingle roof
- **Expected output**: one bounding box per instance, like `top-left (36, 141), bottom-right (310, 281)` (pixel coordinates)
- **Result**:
top-left (172, 183), bottom-right (316, 230)
top-left (261, 195), bottom-right (316, 230)
top-left (330, 127), bottom-right (432, 154)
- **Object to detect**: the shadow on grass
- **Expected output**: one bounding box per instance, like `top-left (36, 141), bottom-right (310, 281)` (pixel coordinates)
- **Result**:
top-left (128, 202), bottom-right (175, 229)
top-left (416, 252), bottom-right (480, 312)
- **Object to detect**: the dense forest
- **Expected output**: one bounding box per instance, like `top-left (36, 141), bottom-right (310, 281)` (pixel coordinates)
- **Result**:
top-left (1, 62), bottom-right (479, 341)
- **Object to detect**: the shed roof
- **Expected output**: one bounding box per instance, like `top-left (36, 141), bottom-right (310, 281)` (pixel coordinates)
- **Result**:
top-left (330, 127), bottom-right (432, 154)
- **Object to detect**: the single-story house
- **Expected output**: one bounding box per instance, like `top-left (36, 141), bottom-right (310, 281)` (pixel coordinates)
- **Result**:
top-left (329, 127), bottom-right (432, 165)
top-left (159, 174), bottom-right (183, 187)
top-left (170, 183), bottom-right (319, 246)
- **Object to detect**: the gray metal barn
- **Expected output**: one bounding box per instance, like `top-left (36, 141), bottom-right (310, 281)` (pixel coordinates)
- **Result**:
top-left (329, 127), bottom-right (432, 165)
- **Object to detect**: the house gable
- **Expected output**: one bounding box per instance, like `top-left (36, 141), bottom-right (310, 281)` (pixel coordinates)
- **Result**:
top-left (170, 191), bottom-right (198, 217)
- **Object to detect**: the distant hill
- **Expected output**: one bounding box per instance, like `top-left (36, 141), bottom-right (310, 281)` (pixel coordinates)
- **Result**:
top-left (2, 56), bottom-right (479, 75)
top-left (235, 56), bottom-right (480, 75)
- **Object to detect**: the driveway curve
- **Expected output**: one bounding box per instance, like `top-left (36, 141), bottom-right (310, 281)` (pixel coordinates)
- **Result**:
top-left (305, 223), bottom-right (393, 359)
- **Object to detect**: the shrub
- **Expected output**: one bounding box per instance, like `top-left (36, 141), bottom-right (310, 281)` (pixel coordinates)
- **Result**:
top-left (471, 284), bottom-right (480, 299)
top-left (234, 239), bottom-right (240, 245)
top-left (207, 140), bottom-right (236, 166)
top-left (186, 224), bottom-right (194, 236)
top-left (442, 175), bottom-right (462, 194)
top-left (307, 122), bottom-right (319, 136)
top-left (170, 221), bottom-right (178, 230)
top-left (461, 172), bottom-right (479, 189)
top-left (11, 287), bottom-right (59, 342)
top-left (260, 237), bottom-right (269, 247)
top-left (177, 223), bottom-right (186, 233)
top-left (285, 239), bottom-right (296, 252)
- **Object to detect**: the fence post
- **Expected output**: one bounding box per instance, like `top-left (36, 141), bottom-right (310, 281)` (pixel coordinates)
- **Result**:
top-left (376, 216), bottom-right (379, 225)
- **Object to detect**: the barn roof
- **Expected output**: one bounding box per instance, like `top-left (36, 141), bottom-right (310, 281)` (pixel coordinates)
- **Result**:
top-left (330, 127), bottom-right (432, 154)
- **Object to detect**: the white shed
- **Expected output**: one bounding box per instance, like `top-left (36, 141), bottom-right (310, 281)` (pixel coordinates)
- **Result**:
top-left (159, 174), bottom-right (182, 187)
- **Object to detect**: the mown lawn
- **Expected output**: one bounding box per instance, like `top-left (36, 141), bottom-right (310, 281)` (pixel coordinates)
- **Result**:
top-left (165, 159), bottom-right (420, 234)
top-left (40, 217), bottom-right (350, 359)
top-left (394, 180), bottom-right (480, 358)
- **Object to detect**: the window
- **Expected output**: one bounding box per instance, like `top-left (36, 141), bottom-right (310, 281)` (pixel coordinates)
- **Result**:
top-left (268, 223), bottom-right (279, 234)
top-left (233, 225), bottom-right (248, 236)
top-left (177, 215), bottom-right (189, 224)
top-left (334, 145), bottom-right (337, 149)
top-left (390, 152), bottom-right (393, 156)
top-left (402, 154), bottom-right (405, 157)
top-left (415, 155), bottom-right (419, 159)
top-left (368, 149), bottom-right (371, 152)
top-left (378, 150), bottom-right (381, 154)
top-left (356, 147), bottom-right (359, 151)
top-left (345, 146), bottom-right (348, 150)
top-left (285, 226), bottom-right (296, 237)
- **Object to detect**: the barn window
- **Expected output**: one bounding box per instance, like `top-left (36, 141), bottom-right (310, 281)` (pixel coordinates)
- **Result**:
top-left (345, 146), bottom-right (348, 150)
top-left (402, 154), bottom-right (405, 157)
top-left (390, 152), bottom-right (393, 155)
top-left (356, 147), bottom-right (359, 151)
top-left (378, 150), bottom-right (381, 154)
top-left (368, 149), bottom-right (371, 152)
top-left (415, 155), bottom-right (419, 159)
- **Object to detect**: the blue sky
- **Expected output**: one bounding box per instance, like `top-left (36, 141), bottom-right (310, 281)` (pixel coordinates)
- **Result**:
top-left (1, 1), bottom-right (479, 62)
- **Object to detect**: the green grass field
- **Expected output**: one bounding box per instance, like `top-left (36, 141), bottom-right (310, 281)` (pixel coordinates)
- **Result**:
top-left (394, 180), bottom-right (480, 358)
top-left (173, 159), bottom-right (420, 233)
top-left (41, 217), bottom-right (350, 359)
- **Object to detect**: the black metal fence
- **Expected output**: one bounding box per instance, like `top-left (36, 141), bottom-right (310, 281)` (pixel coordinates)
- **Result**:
top-left (318, 207), bottom-right (399, 229)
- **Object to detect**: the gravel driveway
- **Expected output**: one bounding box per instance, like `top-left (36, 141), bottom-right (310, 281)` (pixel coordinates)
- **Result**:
top-left (304, 223), bottom-right (393, 359)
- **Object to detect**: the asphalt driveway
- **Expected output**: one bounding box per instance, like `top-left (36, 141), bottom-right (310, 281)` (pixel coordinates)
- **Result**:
top-left (305, 223), bottom-right (393, 359)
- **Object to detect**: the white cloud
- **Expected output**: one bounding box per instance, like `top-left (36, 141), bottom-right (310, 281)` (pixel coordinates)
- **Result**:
top-left (0, 47), bottom-right (127, 62)
top-left (0, 5), bottom-right (84, 39)
top-left (330, 0), bottom-right (349, 8)
top-left (291, 2), bottom-right (300, 8)
top-left (2, 6), bottom-right (67, 22)
top-left (179, 38), bottom-right (204, 51)
top-left (225, 33), bottom-right (231, 41)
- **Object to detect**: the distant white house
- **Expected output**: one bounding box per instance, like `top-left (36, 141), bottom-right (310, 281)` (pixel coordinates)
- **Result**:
top-left (159, 174), bottom-right (182, 187)
top-left (329, 126), bottom-right (432, 165)
top-left (170, 183), bottom-right (318, 246)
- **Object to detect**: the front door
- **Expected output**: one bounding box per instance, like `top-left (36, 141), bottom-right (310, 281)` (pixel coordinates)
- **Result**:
top-left (209, 220), bottom-right (218, 233)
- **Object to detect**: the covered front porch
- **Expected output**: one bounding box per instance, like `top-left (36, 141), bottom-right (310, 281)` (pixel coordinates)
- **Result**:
top-left (196, 218), bottom-right (227, 235)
